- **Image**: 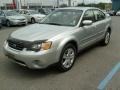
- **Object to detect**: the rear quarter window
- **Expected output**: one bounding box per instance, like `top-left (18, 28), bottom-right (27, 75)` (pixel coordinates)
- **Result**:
top-left (93, 10), bottom-right (105, 21)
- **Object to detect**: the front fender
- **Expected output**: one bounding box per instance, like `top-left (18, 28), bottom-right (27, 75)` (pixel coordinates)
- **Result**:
top-left (56, 36), bottom-right (78, 62)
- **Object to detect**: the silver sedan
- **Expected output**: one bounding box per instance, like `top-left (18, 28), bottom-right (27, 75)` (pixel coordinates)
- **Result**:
top-left (0, 10), bottom-right (27, 27)
top-left (3, 7), bottom-right (112, 72)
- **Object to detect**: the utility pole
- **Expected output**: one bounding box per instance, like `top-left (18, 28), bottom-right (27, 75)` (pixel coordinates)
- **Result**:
top-left (24, 0), bottom-right (25, 8)
top-left (57, 0), bottom-right (59, 8)
top-left (73, 1), bottom-right (77, 6)
top-left (19, 0), bottom-right (22, 9)
top-left (68, 0), bottom-right (71, 7)
top-left (83, 0), bottom-right (85, 5)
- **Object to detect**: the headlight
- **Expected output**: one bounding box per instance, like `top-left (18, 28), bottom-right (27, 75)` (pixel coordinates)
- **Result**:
top-left (30, 41), bottom-right (52, 52)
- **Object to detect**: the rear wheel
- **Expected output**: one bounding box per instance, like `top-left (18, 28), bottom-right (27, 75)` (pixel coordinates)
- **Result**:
top-left (0, 24), bottom-right (1, 28)
top-left (100, 31), bottom-right (111, 46)
top-left (57, 44), bottom-right (77, 72)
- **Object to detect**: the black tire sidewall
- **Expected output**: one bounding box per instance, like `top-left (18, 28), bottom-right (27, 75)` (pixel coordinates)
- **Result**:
top-left (31, 18), bottom-right (35, 24)
top-left (104, 31), bottom-right (111, 45)
top-left (58, 44), bottom-right (77, 71)
top-left (6, 20), bottom-right (10, 27)
top-left (100, 31), bottom-right (111, 46)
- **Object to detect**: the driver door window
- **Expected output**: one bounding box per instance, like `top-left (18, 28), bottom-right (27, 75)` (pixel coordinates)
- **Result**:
top-left (83, 10), bottom-right (95, 22)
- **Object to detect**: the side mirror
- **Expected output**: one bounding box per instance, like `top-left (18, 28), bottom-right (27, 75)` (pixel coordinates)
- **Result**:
top-left (106, 14), bottom-right (110, 17)
top-left (82, 20), bottom-right (93, 26)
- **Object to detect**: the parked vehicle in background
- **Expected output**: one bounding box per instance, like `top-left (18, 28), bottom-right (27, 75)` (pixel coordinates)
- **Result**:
top-left (116, 11), bottom-right (120, 16)
top-left (107, 10), bottom-right (116, 16)
top-left (0, 19), bottom-right (2, 28)
top-left (0, 10), bottom-right (27, 27)
top-left (38, 8), bottom-right (54, 15)
top-left (18, 9), bottom-right (46, 23)
top-left (3, 7), bottom-right (112, 72)
top-left (38, 8), bottom-right (46, 15)
top-left (102, 10), bottom-right (107, 13)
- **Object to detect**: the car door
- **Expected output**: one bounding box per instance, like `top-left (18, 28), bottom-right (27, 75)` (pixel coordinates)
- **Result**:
top-left (0, 11), bottom-right (6, 24)
top-left (20, 10), bottom-right (30, 22)
top-left (93, 9), bottom-right (106, 39)
top-left (79, 10), bottom-right (96, 48)
top-left (24, 11), bottom-right (32, 22)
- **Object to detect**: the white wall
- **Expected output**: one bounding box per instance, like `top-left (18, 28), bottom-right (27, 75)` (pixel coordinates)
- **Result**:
top-left (0, 0), bottom-right (58, 6)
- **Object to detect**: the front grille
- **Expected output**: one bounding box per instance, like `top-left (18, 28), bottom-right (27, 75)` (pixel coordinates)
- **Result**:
top-left (7, 38), bottom-right (45, 51)
top-left (18, 19), bottom-right (25, 21)
top-left (8, 39), bottom-right (25, 50)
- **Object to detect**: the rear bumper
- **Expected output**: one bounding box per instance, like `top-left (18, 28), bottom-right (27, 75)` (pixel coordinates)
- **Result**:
top-left (3, 42), bottom-right (58, 69)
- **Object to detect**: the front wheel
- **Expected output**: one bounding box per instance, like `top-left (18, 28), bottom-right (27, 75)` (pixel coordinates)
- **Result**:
top-left (6, 20), bottom-right (11, 27)
top-left (100, 31), bottom-right (111, 46)
top-left (31, 18), bottom-right (35, 24)
top-left (57, 44), bottom-right (77, 72)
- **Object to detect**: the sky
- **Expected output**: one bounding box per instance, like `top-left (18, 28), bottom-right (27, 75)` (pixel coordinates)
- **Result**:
top-left (0, 0), bottom-right (112, 6)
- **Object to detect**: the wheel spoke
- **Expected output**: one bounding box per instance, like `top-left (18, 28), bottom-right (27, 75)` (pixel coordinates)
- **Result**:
top-left (105, 33), bottom-right (110, 44)
top-left (62, 48), bottom-right (75, 68)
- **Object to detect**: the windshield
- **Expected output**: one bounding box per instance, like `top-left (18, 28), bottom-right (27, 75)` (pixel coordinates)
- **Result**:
top-left (5, 11), bottom-right (20, 16)
top-left (41, 9), bottom-right (83, 26)
top-left (29, 10), bottom-right (39, 14)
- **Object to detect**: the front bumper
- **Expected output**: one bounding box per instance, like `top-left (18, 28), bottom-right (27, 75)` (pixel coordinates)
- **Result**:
top-left (3, 42), bottom-right (57, 69)
top-left (10, 20), bottom-right (27, 25)
top-left (35, 18), bottom-right (44, 23)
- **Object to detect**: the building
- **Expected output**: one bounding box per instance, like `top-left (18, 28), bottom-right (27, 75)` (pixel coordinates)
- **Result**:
top-left (0, 0), bottom-right (76, 10)
top-left (0, 0), bottom-right (60, 9)
top-left (112, 0), bottom-right (120, 11)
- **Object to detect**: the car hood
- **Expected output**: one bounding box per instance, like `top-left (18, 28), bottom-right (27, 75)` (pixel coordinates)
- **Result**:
top-left (31, 14), bottom-right (46, 18)
top-left (7, 15), bottom-right (26, 19)
top-left (11, 24), bottom-right (74, 41)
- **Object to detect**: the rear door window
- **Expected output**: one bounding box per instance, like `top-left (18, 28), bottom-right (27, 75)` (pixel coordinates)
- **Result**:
top-left (93, 10), bottom-right (105, 21)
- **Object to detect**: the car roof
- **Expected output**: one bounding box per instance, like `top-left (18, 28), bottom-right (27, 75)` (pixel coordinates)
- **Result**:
top-left (57, 7), bottom-right (99, 11)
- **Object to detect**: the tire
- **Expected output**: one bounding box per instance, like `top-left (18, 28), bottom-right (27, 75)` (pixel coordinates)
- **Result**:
top-left (57, 44), bottom-right (77, 72)
top-left (31, 18), bottom-right (35, 24)
top-left (0, 24), bottom-right (1, 28)
top-left (100, 31), bottom-right (111, 46)
top-left (6, 20), bottom-right (11, 27)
